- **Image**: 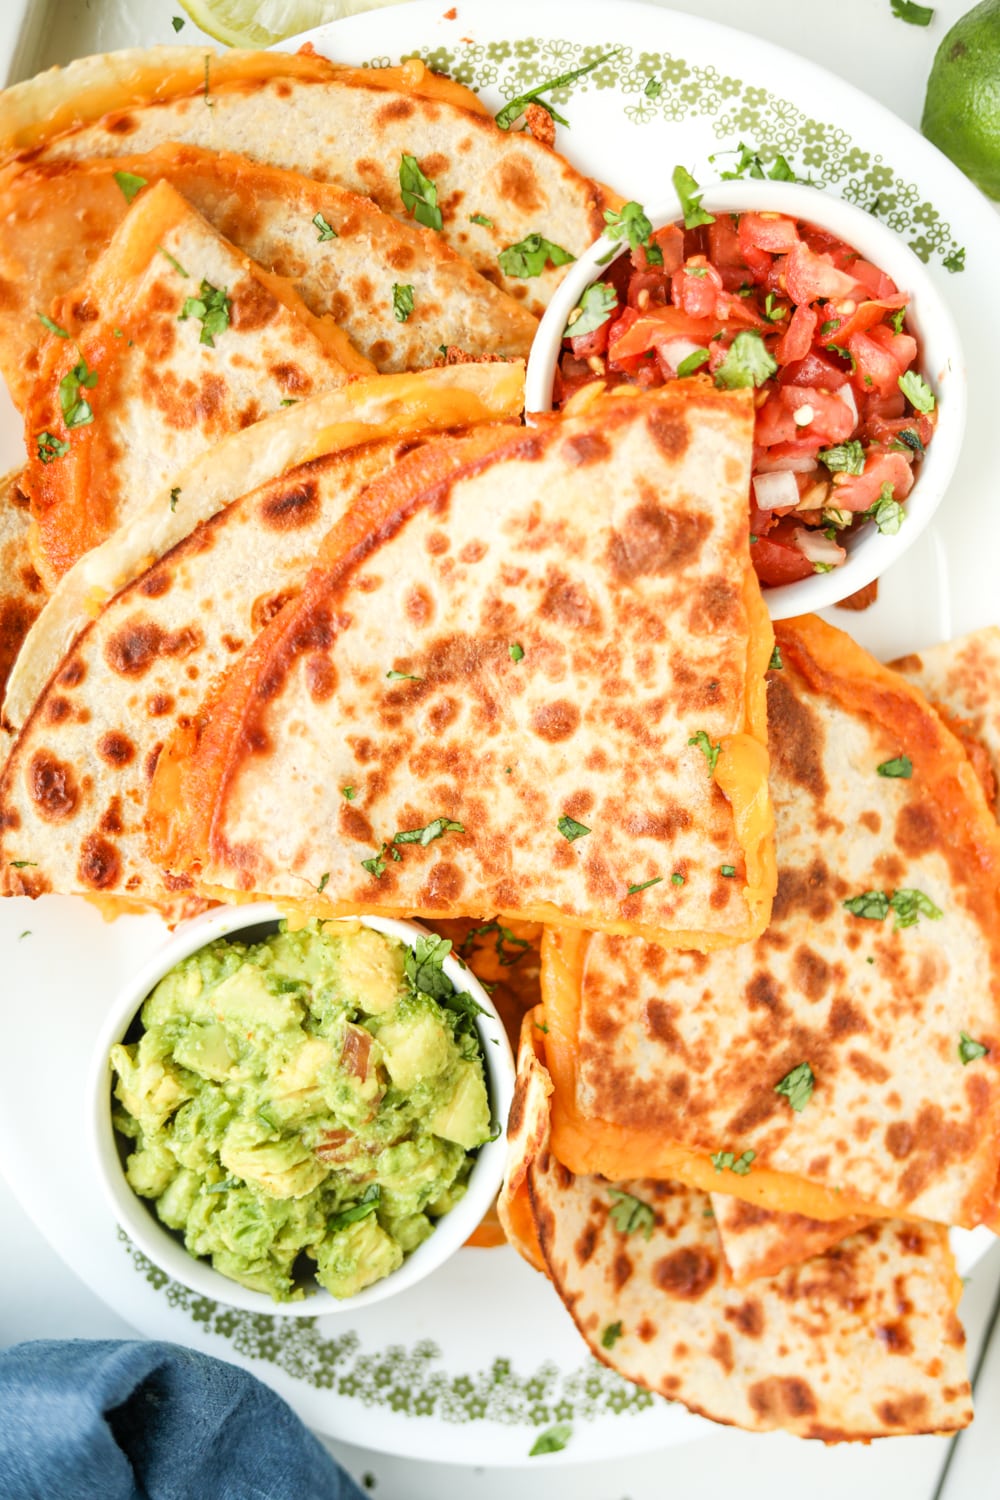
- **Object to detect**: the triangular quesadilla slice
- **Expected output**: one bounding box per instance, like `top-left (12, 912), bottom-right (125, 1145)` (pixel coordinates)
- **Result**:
top-left (0, 470), bottom-right (44, 724)
top-left (7, 46), bottom-right (616, 318)
top-left (21, 177), bottom-right (368, 588)
top-left (0, 145), bottom-right (538, 406)
top-left (540, 614), bottom-right (1000, 1229)
top-left (893, 626), bottom-right (1000, 818)
top-left (504, 1015), bottom-right (972, 1440)
top-left (147, 383), bottom-right (776, 949)
top-left (0, 365), bottom-right (523, 914)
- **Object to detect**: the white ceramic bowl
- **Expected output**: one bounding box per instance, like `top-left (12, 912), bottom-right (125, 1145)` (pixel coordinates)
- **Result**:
top-left (525, 179), bottom-right (966, 620)
top-left (89, 903), bottom-right (516, 1317)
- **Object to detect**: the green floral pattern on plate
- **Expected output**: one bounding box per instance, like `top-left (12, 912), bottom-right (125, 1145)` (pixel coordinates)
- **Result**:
top-left (370, 36), bottom-right (963, 267)
top-left (121, 1233), bottom-right (656, 1425)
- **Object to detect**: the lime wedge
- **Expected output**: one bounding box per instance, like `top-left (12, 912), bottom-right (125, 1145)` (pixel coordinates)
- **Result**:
top-left (178, 0), bottom-right (409, 48)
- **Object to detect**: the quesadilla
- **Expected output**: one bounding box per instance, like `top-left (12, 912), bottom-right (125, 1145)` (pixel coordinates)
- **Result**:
top-left (147, 383), bottom-right (776, 948)
top-left (540, 613), bottom-right (1000, 1229)
top-left (893, 627), bottom-right (1000, 818)
top-left (22, 177), bottom-right (367, 589)
top-left (709, 1195), bottom-right (870, 1286)
top-left (511, 1017), bottom-right (972, 1441)
top-left (0, 144), bottom-right (538, 406)
top-left (7, 46), bottom-right (615, 317)
top-left (0, 472), bottom-right (44, 713)
top-left (0, 364), bottom-right (524, 912)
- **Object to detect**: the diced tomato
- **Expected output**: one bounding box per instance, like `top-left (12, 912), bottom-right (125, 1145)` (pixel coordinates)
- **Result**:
top-left (818, 294), bottom-right (908, 345)
top-left (781, 241), bottom-right (862, 303)
top-left (645, 223), bottom-right (685, 275)
top-left (707, 214), bottom-right (744, 268)
top-left (865, 413), bottom-right (934, 450)
top-left (827, 449), bottom-right (915, 511)
top-left (568, 313), bottom-right (614, 359)
top-left (865, 322), bottom-right (918, 373)
top-left (849, 259), bottom-right (899, 301)
top-left (755, 386), bottom-right (854, 448)
top-left (775, 302), bottom-right (817, 365)
top-left (847, 329), bottom-right (901, 397)
top-left (626, 269), bottom-right (671, 310)
top-left (609, 307), bottom-right (717, 361)
top-left (738, 212), bottom-right (801, 255)
top-left (778, 349), bottom-right (850, 390)
top-left (750, 529), bottom-right (815, 586)
top-left (742, 242), bottom-right (773, 280)
top-left (671, 257), bottom-right (725, 318)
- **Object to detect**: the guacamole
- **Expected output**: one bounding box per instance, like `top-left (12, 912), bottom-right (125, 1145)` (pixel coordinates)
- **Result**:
top-left (110, 921), bottom-right (493, 1302)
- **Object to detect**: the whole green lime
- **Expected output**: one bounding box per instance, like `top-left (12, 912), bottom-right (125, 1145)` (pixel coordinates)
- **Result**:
top-left (922, 0), bottom-right (1000, 198)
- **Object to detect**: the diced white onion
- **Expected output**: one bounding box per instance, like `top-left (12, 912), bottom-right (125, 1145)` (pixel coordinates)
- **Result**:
top-left (755, 453), bottom-right (819, 474)
top-left (752, 470), bottom-right (800, 510)
top-left (658, 337), bottom-right (705, 374)
top-left (834, 383), bottom-right (858, 423)
top-left (791, 527), bottom-right (847, 566)
top-left (793, 404), bottom-right (815, 427)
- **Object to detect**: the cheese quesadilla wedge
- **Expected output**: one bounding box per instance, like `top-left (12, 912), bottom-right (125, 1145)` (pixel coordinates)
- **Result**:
top-left (22, 178), bottom-right (367, 589)
top-left (504, 1016), bottom-right (972, 1441)
top-left (0, 471), bottom-right (44, 724)
top-left (148, 383), bottom-right (776, 947)
top-left (0, 145), bottom-right (538, 406)
top-left (4, 364), bottom-right (524, 733)
top-left (10, 47), bottom-right (615, 318)
top-left (710, 1195), bottom-right (871, 1286)
top-left (0, 364), bottom-right (524, 912)
top-left (893, 627), bottom-right (1000, 818)
top-left (541, 614), bottom-right (1000, 1228)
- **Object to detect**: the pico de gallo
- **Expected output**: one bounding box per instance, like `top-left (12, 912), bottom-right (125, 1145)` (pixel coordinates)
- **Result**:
top-left (555, 181), bottom-right (938, 587)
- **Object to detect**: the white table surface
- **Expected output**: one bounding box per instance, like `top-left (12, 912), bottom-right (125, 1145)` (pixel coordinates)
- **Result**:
top-left (3, 0), bottom-right (1000, 1495)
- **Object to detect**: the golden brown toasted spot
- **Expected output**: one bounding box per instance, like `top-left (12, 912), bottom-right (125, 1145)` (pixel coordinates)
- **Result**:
top-left (645, 409), bottom-right (689, 458)
top-left (404, 584), bottom-right (434, 627)
top-left (305, 654), bottom-right (337, 703)
top-left (652, 1246), bottom-right (716, 1300)
top-left (611, 1250), bottom-right (634, 1290)
top-left (45, 697), bottom-right (71, 725)
top-left (745, 970), bottom-right (785, 1015)
top-left (426, 530), bottom-right (449, 556)
top-left (339, 805), bottom-right (374, 844)
top-left (105, 619), bottom-right (164, 678)
top-left (497, 158), bottom-right (543, 214)
top-left (57, 657), bottom-right (86, 688)
top-left (540, 569), bottom-right (601, 629)
top-left (229, 276), bottom-right (279, 331)
top-left (386, 243), bottom-right (416, 272)
top-left (420, 860), bottom-right (466, 905)
top-left (106, 113), bottom-right (137, 135)
top-left (829, 997), bottom-right (868, 1037)
top-left (375, 97), bottom-right (416, 124)
top-left (28, 751), bottom-right (78, 822)
top-left (772, 860), bottom-right (836, 923)
top-left (97, 731), bottom-right (136, 767)
top-left (78, 834), bottom-right (121, 890)
top-left (562, 433), bottom-right (611, 467)
top-left (270, 362), bottom-right (311, 394)
top-left (791, 945), bottom-right (830, 1001)
top-left (709, 1331), bottom-right (734, 1373)
top-left (574, 1221), bottom-right (598, 1265)
top-left (876, 1320), bottom-right (914, 1355)
top-left (875, 1394), bottom-right (928, 1428)
top-left (688, 577), bottom-right (740, 634)
top-left (250, 588), bottom-right (299, 633)
top-left (607, 501), bottom-right (710, 582)
top-left (260, 480), bottom-right (320, 530)
top-left (886, 1121), bottom-right (915, 1159)
top-left (894, 802), bottom-right (939, 858)
top-left (859, 809), bottom-right (881, 834)
top-left (146, 693), bottom-right (174, 717)
top-left (138, 567), bottom-right (172, 599)
top-left (459, 539), bottom-right (487, 564)
top-left (767, 674), bottom-right (828, 800)
top-left (848, 1050), bottom-right (891, 1084)
top-left (530, 700), bottom-right (580, 743)
top-left (0, 596), bottom-right (42, 698)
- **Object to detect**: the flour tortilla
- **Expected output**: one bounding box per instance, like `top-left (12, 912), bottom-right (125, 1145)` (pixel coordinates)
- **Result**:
top-left (0, 145), bottom-right (537, 407)
top-left (17, 49), bottom-right (615, 317)
top-left (541, 615), bottom-right (1000, 1229)
top-left (0, 471), bottom-right (45, 734)
top-left (21, 178), bottom-right (361, 590)
top-left (0, 364), bottom-right (524, 912)
top-left (893, 627), bottom-right (1000, 818)
top-left (147, 383), bottom-right (775, 949)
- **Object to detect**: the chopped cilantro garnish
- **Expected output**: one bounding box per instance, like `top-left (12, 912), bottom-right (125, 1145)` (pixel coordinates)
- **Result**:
top-left (564, 281), bottom-right (617, 340)
top-left (819, 440), bottom-right (865, 476)
top-left (958, 1031), bottom-right (988, 1065)
top-left (820, 318), bottom-right (841, 336)
top-left (328, 1184), bottom-right (381, 1232)
top-left (179, 280), bottom-right (231, 347)
top-left (711, 1149), bottom-right (756, 1175)
top-left (557, 815), bottom-right (590, 842)
top-left (171, 14), bottom-right (185, 29)
top-left (688, 729), bottom-right (721, 775)
top-left (36, 431), bottom-right (69, 463)
top-left (862, 483), bottom-right (905, 535)
top-left (316, 872), bottom-right (330, 894)
top-left (394, 816), bottom-right (464, 847)
top-left (826, 343), bottom-right (857, 371)
top-left (607, 1189), bottom-right (655, 1239)
top-left (341, 786), bottom-right (356, 801)
top-left (775, 1062), bottom-right (814, 1112)
top-left (877, 755), bottom-right (912, 778)
top-left (893, 428), bottom-right (926, 459)
top-left (113, 170), bottom-right (147, 204)
top-left (386, 668), bottom-right (422, 682)
top-left (676, 347), bottom-right (710, 378)
top-left (899, 369), bottom-right (935, 413)
top-left (843, 887), bottom-right (942, 929)
top-left (280, 398), bottom-right (298, 407)
top-left (9, 860), bottom-right (37, 868)
top-left (627, 876), bottom-right (663, 895)
top-left (601, 1321), bottom-right (624, 1349)
top-left (714, 330), bottom-right (777, 390)
top-left (469, 213), bottom-right (493, 227)
top-left (392, 283), bottom-right (415, 322)
top-left (18, 930), bottom-right (30, 939)
top-left (671, 872), bottom-right (685, 886)
top-left (720, 865), bottom-right (736, 877)
top-left (890, 304), bottom-right (908, 335)
top-left (645, 77), bottom-right (663, 97)
top-left (37, 313), bottom-right (69, 339)
top-left (711, 141), bottom-right (799, 182)
top-left (204, 55), bottom-right (213, 109)
top-left (843, 890), bottom-right (891, 921)
top-left (498, 233), bottom-right (575, 280)
top-left (943, 247), bottom-right (966, 274)
top-left (508, 642), bottom-right (525, 663)
top-left (494, 49), bottom-right (620, 131)
top-left (399, 154), bottom-right (443, 231)
top-left (762, 292), bottom-right (786, 322)
top-left (529, 1423), bottom-right (573, 1457)
top-left (768, 643), bottom-right (784, 671)
top-left (312, 211), bottom-right (337, 241)
top-left (405, 933), bottom-right (486, 1036)
top-left (671, 165), bottom-right (715, 230)
top-left (459, 920), bottom-right (531, 967)
top-left (361, 843), bottom-right (389, 879)
top-left (169, 487), bottom-right (180, 512)
top-left (890, 0), bottom-right (934, 24)
top-left (598, 201), bottom-right (663, 266)
top-left (59, 358), bottom-right (98, 429)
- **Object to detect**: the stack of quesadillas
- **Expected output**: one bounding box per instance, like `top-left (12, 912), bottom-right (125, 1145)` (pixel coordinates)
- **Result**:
top-left (0, 41), bottom-right (997, 1448)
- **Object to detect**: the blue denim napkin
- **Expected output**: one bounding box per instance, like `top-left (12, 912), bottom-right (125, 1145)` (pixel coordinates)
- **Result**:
top-left (0, 1339), bottom-right (367, 1500)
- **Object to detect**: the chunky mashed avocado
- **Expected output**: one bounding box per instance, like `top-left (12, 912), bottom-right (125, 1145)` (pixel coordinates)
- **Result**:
top-left (110, 921), bottom-right (493, 1302)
